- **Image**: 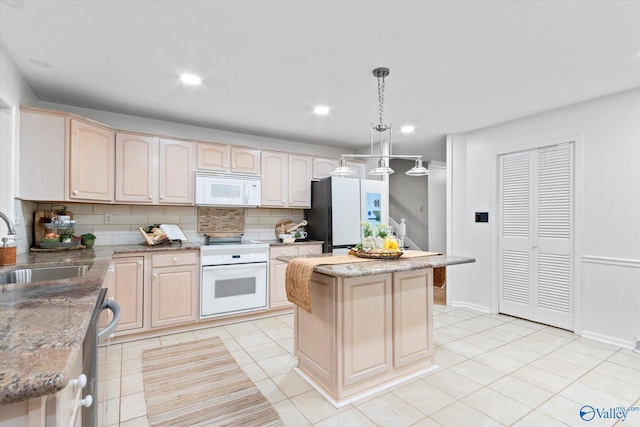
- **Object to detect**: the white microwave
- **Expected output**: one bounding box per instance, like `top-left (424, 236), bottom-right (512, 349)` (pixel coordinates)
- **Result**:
top-left (195, 173), bottom-right (261, 207)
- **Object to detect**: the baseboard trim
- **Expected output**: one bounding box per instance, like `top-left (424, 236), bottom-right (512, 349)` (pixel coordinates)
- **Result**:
top-left (450, 301), bottom-right (491, 314)
top-left (581, 330), bottom-right (634, 349)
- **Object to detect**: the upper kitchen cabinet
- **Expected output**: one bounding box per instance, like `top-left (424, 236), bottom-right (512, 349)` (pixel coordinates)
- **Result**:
top-left (159, 138), bottom-right (195, 204)
top-left (312, 157), bottom-right (367, 180)
top-left (261, 151), bottom-right (312, 208)
top-left (68, 119), bottom-right (115, 202)
top-left (19, 108), bottom-right (68, 201)
top-left (115, 133), bottom-right (159, 203)
top-left (116, 133), bottom-right (194, 204)
top-left (197, 143), bottom-right (260, 175)
top-left (19, 108), bottom-right (115, 202)
top-left (197, 142), bottom-right (228, 172)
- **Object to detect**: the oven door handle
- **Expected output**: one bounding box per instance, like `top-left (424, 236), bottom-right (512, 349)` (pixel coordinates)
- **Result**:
top-left (98, 299), bottom-right (121, 344)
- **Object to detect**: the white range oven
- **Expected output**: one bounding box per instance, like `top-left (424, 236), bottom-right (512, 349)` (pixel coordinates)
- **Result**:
top-left (200, 242), bottom-right (269, 318)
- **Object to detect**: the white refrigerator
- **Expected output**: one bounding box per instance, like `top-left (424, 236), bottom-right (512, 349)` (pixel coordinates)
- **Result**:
top-left (305, 177), bottom-right (388, 253)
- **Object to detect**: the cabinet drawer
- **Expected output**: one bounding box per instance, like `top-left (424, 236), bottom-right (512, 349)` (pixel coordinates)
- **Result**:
top-left (270, 246), bottom-right (299, 258)
top-left (300, 244), bottom-right (323, 255)
top-left (152, 251), bottom-right (197, 267)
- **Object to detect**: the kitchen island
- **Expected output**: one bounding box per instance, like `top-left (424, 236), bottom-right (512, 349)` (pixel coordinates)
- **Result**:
top-left (278, 252), bottom-right (475, 407)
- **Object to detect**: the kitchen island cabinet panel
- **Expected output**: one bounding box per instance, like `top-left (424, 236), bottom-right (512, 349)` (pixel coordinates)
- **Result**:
top-left (69, 119), bottom-right (115, 202)
top-left (392, 269), bottom-right (433, 368)
top-left (342, 274), bottom-right (392, 386)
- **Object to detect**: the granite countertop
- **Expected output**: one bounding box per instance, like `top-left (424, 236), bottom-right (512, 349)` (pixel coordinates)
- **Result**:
top-left (262, 239), bottom-right (324, 247)
top-left (0, 242), bottom-right (201, 405)
top-left (276, 253), bottom-right (476, 278)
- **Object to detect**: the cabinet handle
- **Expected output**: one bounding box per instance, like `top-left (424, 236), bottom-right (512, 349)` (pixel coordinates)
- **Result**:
top-left (79, 395), bottom-right (93, 408)
top-left (223, 164), bottom-right (227, 168)
top-left (172, 257), bottom-right (178, 262)
top-left (148, 195), bottom-right (153, 199)
top-left (281, 200), bottom-right (285, 205)
top-left (71, 374), bottom-right (87, 389)
top-left (232, 165), bottom-right (236, 169)
top-left (73, 190), bottom-right (78, 195)
top-left (160, 195), bottom-right (164, 199)
top-left (153, 273), bottom-right (158, 277)
top-left (138, 260), bottom-right (143, 265)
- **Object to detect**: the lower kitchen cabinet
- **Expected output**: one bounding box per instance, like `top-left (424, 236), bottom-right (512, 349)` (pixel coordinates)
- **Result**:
top-left (269, 244), bottom-right (322, 308)
top-left (0, 348), bottom-right (86, 427)
top-left (150, 251), bottom-right (199, 328)
top-left (108, 256), bottom-right (144, 333)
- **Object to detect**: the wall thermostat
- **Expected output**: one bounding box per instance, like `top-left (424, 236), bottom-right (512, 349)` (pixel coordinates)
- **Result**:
top-left (475, 212), bottom-right (489, 223)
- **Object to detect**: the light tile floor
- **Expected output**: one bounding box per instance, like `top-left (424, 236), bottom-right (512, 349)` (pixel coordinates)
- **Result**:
top-left (100, 306), bottom-right (640, 426)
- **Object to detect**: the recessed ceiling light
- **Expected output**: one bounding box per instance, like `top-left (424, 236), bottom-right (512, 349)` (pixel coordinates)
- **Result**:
top-left (400, 126), bottom-right (415, 133)
top-left (313, 106), bottom-right (330, 115)
top-left (180, 74), bottom-right (202, 85)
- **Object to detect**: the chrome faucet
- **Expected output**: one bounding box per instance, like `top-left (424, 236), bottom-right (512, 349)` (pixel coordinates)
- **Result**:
top-left (0, 211), bottom-right (17, 235)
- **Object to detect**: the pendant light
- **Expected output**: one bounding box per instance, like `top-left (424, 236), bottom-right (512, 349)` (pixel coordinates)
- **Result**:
top-left (330, 67), bottom-right (430, 177)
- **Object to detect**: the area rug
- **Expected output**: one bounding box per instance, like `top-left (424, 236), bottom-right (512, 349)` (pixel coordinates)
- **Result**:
top-left (142, 338), bottom-right (284, 427)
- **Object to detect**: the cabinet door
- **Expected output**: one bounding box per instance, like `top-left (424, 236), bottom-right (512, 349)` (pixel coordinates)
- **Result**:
top-left (392, 269), bottom-right (433, 368)
top-left (342, 274), bottom-right (392, 386)
top-left (18, 108), bottom-right (67, 201)
top-left (230, 147), bottom-right (261, 174)
top-left (110, 257), bottom-right (144, 333)
top-left (269, 245), bottom-right (299, 309)
top-left (151, 264), bottom-right (198, 328)
top-left (288, 154), bottom-right (312, 208)
top-left (261, 151), bottom-right (288, 207)
top-left (69, 119), bottom-right (115, 202)
top-left (197, 142), bottom-right (229, 171)
top-left (312, 157), bottom-right (338, 180)
top-left (159, 139), bottom-right (195, 204)
top-left (115, 133), bottom-right (158, 203)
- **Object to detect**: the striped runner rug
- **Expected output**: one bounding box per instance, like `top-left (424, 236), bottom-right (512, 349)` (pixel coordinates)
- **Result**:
top-left (142, 338), bottom-right (284, 426)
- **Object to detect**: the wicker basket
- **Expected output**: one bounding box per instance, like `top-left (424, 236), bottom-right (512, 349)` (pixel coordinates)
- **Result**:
top-left (350, 249), bottom-right (403, 260)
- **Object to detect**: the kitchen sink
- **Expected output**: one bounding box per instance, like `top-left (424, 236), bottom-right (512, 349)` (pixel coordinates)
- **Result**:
top-left (0, 265), bottom-right (91, 285)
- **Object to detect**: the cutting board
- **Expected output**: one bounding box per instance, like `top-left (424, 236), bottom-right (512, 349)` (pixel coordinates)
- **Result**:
top-left (275, 219), bottom-right (296, 238)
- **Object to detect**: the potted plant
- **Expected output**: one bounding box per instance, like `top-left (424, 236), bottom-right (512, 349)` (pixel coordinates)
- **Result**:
top-left (59, 228), bottom-right (75, 243)
top-left (81, 233), bottom-right (96, 248)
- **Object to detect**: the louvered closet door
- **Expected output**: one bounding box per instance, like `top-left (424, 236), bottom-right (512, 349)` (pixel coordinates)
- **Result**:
top-left (499, 143), bottom-right (574, 330)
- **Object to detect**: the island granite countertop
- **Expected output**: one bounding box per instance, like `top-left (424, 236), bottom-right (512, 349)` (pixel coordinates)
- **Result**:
top-left (276, 253), bottom-right (475, 278)
top-left (0, 242), bottom-right (200, 405)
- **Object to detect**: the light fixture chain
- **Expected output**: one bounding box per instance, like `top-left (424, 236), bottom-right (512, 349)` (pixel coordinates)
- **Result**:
top-left (378, 74), bottom-right (385, 125)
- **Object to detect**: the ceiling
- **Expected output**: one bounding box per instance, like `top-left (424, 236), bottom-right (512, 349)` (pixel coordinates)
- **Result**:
top-left (1, 1), bottom-right (639, 161)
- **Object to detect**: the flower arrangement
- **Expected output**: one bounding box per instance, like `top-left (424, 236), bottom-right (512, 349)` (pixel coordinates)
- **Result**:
top-left (359, 221), bottom-right (392, 250)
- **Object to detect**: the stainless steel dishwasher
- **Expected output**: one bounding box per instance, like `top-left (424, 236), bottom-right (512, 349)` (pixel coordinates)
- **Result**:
top-left (82, 288), bottom-right (121, 427)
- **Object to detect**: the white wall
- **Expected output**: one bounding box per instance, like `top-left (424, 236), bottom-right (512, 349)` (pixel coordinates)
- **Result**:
top-left (447, 88), bottom-right (640, 347)
top-left (0, 46), bottom-right (38, 253)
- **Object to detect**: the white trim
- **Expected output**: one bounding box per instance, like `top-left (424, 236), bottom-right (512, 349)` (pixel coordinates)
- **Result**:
top-left (581, 330), bottom-right (634, 350)
top-left (581, 255), bottom-right (640, 268)
top-left (445, 135), bottom-right (454, 306)
top-left (294, 365), bottom-right (440, 408)
top-left (450, 301), bottom-right (491, 314)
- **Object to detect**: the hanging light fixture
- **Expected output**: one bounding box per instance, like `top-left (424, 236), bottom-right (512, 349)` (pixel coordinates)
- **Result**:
top-left (330, 67), bottom-right (430, 177)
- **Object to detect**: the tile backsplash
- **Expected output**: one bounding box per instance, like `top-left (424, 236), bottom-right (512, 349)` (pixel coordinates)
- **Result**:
top-left (22, 202), bottom-right (305, 248)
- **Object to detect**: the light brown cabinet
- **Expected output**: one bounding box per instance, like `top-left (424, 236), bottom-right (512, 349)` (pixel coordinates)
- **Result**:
top-left (18, 108), bottom-right (115, 203)
top-left (295, 267), bottom-right (434, 405)
top-left (68, 119), bottom-right (115, 202)
top-left (197, 142), bottom-right (260, 175)
top-left (312, 157), bottom-right (366, 180)
top-left (108, 256), bottom-right (145, 333)
top-left (115, 134), bottom-right (194, 204)
top-left (261, 151), bottom-right (312, 208)
top-left (150, 251), bottom-right (199, 328)
top-left (269, 243), bottom-right (322, 308)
